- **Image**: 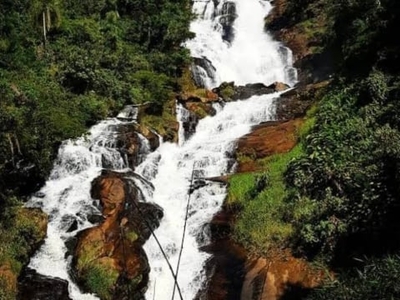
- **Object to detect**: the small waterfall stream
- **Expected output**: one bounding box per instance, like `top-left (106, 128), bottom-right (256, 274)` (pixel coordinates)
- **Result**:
top-left (26, 0), bottom-right (296, 299)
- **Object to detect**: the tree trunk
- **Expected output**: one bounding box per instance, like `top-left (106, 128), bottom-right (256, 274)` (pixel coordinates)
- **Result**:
top-left (42, 11), bottom-right (47, 45)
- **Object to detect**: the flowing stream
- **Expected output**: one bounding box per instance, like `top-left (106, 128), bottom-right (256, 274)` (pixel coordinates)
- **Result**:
top-left (26, 0), bottom-right (296, 299)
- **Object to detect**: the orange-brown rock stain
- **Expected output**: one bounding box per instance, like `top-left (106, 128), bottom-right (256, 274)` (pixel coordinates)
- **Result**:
top-left (74, 172), bottom-right (148, 298)
top-left (236, 119), bottom-right (304, 173)
top-left (241, 251), bottom-right (325, 300)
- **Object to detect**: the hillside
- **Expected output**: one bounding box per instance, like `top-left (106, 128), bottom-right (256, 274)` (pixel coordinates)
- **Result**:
top-left (227, 0), bottom-right (400, 298)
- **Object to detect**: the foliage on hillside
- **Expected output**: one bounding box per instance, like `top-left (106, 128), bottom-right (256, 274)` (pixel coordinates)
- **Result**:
top-left (232, 0), bottom-right (400, 298)
top-left (0, 0), bottom-right (193, 205)
top-left (0, 0), bottom-right (193, 296)
top-left (275, 0), bottom-right (400, 298)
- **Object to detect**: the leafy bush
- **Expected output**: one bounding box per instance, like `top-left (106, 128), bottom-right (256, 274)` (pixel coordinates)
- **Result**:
top-left (306, 255), bottom-right (400, 300)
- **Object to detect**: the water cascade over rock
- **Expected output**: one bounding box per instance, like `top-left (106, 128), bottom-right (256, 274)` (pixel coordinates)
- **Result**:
top-left (142, 0), bottom-right (297, 299)
top-left (24, 0), bottom-right (296, 299)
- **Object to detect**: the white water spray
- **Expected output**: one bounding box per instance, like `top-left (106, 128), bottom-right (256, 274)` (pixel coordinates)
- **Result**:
top-left (187, 0), bottom-right (297, 88)
top-left (27, 119), bottom-right (129, 300)
top-left (143, 1), bottom-right (296, 298)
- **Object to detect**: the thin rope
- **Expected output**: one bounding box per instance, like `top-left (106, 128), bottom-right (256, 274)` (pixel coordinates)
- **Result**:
top-left (130, 198), bottom-right (184, 300)
top-left (171, 161), bottom-right (197, 300)
top-left (153, 279), bottom-right (157, 300)
top-left (119, 223), bottom-right (132, 298)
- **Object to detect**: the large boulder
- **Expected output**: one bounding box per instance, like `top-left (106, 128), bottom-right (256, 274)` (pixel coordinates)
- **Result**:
top-left (212, 81), bottom-right (289, 101)
top-left (17, 268), bottom-right (71, 300)
top-left (275, 80), bottom-right (330, 121)
top-left (219, 1), bottom-right (237, 43)
top-left (72, 171), bottom-right (163, 300)
top-left (191, 57), bottom-right (217, 88)
top-left (116, 123), bottom-right (160, 169)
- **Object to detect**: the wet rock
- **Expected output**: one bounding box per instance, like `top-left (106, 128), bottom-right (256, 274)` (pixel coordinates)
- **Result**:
top-left (265, 0), bottom-right (336, 84)
top-left (34, 191), bottom-right (46, 198)
top-left (116, 123), bottom-right (160, 169)
top-left (181, 109), bottom-right (199, 141)
top-left (212, 82), bottom-right (277, 101)
top-left (87, 214), bottom-right (103, 224)
top-left (196, 203), bottom-right (246, 300)
top-left (275, 80), bottom-right (330, 121)
top-left (219, 1), bottom-right (237, 43)
top-left (266, 81), bottom-right (291, 92)
top-left (191, 57), bottom-right (217, 88)
top-left (17, 268), bottom-right (71, 300)
top-left (66, 219), bottom-right (78, 233)
top-left (64, 236), bottom-right (77, 258)
top-left (134, 202), bottom-right (164, 242)
top-left (72, 171), bottom-right (162, 299)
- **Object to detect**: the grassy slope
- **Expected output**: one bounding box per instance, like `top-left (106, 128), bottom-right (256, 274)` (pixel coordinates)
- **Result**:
top-left (228, 111), bottom-right (316, 254)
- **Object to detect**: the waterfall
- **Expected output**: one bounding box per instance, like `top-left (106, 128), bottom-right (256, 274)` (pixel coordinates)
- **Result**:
top-left (143, 0), bottom-right (296, 299)
top-left (25, 0), bottom-right (296, 299)
top-left (26, 119), bottom-right (129, 300)
top-left (187, 0), bottom-right (297, 88)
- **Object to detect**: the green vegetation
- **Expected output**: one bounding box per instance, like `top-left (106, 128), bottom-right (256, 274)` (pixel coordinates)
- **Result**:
top-left (0, 206), bottom-right (47, 298)
top-left (84, 264), bottom-right (119, 300)
top-left (141, 100), bottom-right (178, 142)
top-left (234, 0), bottom-right (400, 298)
top-left (0, 0), bottom-right (194, 296)
top-left (0, 0), bottom-right (193, 202)
top-left (307, 255), bottom-right (400, 299)
top-left (229, 116), bottom-right (315, 254)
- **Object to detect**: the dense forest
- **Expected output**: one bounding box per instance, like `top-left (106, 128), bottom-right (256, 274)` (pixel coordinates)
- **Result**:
top-left (0, 0), bottom-right (193, 297)
top-left (289, 0), bottom-right (400, 297)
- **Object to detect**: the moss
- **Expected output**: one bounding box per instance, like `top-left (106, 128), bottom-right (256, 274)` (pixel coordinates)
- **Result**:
top-left (85, 264), bottom-right (119, 300)
top-left (177, 67), bottom-right (198, 93)
top-left (0, 207), bottom-right (48, 298)
top-left (220, 85), bottom-right (235, 100)
top-left (141, 100), bottom-right (178, 142)
top-left (125, 230), bottom-right (138, 243)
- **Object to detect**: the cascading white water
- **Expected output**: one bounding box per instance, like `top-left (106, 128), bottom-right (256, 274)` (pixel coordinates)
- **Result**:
top-left (25, 0), bottom-right (296, 299)
top-left (142, 0), bottom-right (297, 299)
top-left (186, 0), bottom-right (297, 88)
top-left (140, 95), bottom-right (278, 300)
top-left (27, 119), bottom-right (129, 300)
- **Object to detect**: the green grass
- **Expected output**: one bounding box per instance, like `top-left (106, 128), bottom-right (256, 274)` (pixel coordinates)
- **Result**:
top-left (232, 144), bottom-right (304, 253)
top-left (227, 173), bottom-right (257, 205)
top-left (229, 112), bottom-right (316, 254)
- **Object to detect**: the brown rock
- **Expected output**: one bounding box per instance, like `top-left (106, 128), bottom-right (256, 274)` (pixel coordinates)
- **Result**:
top-left (204, 90), bottom-right (219, 102)
top-left (117, 123), bottom-right (160, 169)
top-left (241, 251), bottom-right (324, 300)
top-left (267, 81), bottom-right (290, 92)
top-left (236, 119), bottom-right (303, 172)
top-left (73, 171), bottom-right (161, 299)
top-left (275, 80), bottom-right (330, 121)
